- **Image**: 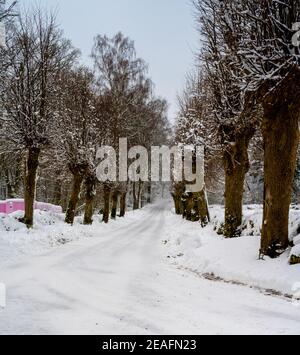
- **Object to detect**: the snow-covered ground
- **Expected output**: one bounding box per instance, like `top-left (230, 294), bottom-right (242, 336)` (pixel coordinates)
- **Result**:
top-left (165, 205), bottom-right (300, 296)
top-left (0, 202), bottom-right (299, 335)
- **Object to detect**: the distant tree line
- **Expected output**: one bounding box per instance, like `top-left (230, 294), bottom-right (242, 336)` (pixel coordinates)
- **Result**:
top-left (0, 6), bottom-right (170, 227)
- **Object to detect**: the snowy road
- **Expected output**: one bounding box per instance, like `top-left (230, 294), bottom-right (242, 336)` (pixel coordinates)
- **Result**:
top-left (0, 202), bottom-right (299, 335)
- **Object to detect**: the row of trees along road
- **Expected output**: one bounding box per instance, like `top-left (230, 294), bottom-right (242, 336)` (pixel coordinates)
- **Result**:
top-left (173, 0), bottom-right (300, 264)
top-left (0, 7), bottom-right (170, 228)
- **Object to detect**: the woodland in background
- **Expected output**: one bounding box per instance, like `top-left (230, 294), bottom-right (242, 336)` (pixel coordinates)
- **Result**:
top-left (0, 5), bottom-right (170, 227)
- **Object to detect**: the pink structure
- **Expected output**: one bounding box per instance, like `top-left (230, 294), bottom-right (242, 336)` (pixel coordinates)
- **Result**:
top-left (0, 199), bottom-right (62, 214)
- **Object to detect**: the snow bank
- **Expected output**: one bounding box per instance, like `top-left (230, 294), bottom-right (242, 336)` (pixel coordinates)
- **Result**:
top-left (164, 205), bottom-right (300, 296)
top-left (210, 205), bottom-right (300, 241)
top-left (0, 208), bottom-right (150, 267)
top-left (291, 245), bottom-right (300, 258)
top-left (1, 204), bottom-right (300, 297)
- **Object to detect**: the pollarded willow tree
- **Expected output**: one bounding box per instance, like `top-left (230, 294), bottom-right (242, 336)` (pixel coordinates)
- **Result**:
top-left (54, 67), bottom-right (99, 226)
top-left (0, 9), bottom-right (77, 227)
top-left (174, 72), bottom-right (211, 226)
top-left (233, 0), bottom-right (300, 258)
top-left (194, 0), bottom-right (261, 238)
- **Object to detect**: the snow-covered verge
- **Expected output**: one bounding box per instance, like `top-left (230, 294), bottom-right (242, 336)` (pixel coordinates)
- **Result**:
top-left (0, 208), bottom-right (150, 267)
top-left (164, 205), bottom-right (300, 296)
top-left (210, 205), bottom-right (300, 259)
top-left (1, 202), bottom-right (299, 335)
top-left (1, 204), bottom-right (300, 299)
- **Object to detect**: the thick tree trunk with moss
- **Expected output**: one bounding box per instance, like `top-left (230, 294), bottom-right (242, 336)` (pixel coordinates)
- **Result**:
top-left (83, 175), bottom-right (96, 225)
top-left (181, 189), bottom-right (210, 225)
top-left (260, 71), bottom-right (300, 258)
top-left (103, 184), bottom-right (111, 224)
top-left (111, 190), bottom-right (119, 220)
top-left (223, 133), bottom-right (253, 238)
top-left (65, 171), bottom-right (85, 225)
top-left (21, 147), bottom-right (40, 228)
top-left (119, 192), bottom-right (127, 217)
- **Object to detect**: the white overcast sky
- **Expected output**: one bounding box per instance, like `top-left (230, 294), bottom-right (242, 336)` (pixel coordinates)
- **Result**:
top-left (24, 0), bottom-right (198, 121)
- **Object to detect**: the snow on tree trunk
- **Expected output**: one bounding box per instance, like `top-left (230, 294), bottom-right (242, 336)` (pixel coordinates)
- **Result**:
top-left (181, 189), bottom-right (210, 226)
top-left (290, 255), bottom-right (300, 265)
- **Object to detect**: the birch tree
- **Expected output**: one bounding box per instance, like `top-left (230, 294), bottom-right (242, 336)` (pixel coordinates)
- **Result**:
top-left (92, 32), bottom-right (152, 221)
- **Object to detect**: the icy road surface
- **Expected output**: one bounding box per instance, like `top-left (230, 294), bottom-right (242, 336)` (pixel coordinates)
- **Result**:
top-left (0, 202), bottom-right (299, 335)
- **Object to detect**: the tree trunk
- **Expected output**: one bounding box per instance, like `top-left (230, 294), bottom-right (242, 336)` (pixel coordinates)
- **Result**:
top-left (147, 183), bottom-right (152, 204)
top-left (103, 184), bottom-right (111, 223)
top-left (181, 193), bottom-right (188, 219)
top-left (132, 182), bottom-right (139, 210)
top-left (172, 193), bottom-right (182, 215)
top-left (258, 69), bottom-right (300, 259)
top-left (184, 193), bottom-right (194, 221)
top-left (119, 192), bottom-right (127, 217)
top-left (261, 105), bottom-right (300, 258)
top-left (137, 180), bottom-right (144, 209)
top-left (65, 172), bottom-right (84, 225)
top-left (21, 147), bottom-right (40, 228)
top-left (84, 175), bottom-right (96, 225)
top-left (197, 189), bottom-right (210, 227)
top-left (172, 183), bottom-right (185, 215)
top-left (223, 135), bottom-right (253, 238)
top-left (111, 190), bottom-right (119, 220)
